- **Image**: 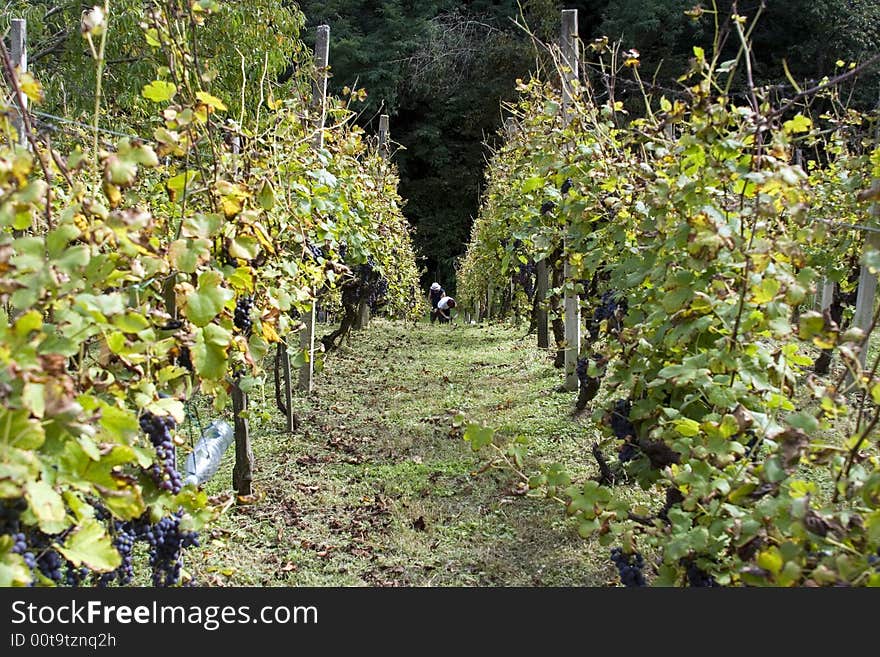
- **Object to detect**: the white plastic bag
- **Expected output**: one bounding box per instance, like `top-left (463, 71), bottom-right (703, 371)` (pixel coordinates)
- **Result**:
top-left (183, 420), bottom-right (234, 486)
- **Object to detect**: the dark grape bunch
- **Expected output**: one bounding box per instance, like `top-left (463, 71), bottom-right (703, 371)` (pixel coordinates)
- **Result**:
top-left (10, 532), bottom-right (36, 570)
top-left (0, 498), bottom-right (26, 534)
top-left (684, 560), bottom-right (719, 587)
top-left (610, 547), bottom-right (646, 587)
top-left (618, 442), bottom-right (639, 462)
top-left (304, 239), bottom-right (324, 261)
top-left (143, 510), bottom-right (200, 587)
top-left (575, 356), bottom-right (598, 387)
top-left (588, 290), bottom-right (628, 339)
top-left (368, 276), bottom-right (389, 311)
top-left (94, 510), bottom-right (198, 588)
top-left (65, 564), bottom-right (90, 587)
top-left (36, 549), bottom-right (64, 583)
top-left (4, 495), bottom-right (200, 587)
top-left (540, 200), bottom-right (556, 215)
top-left (576, 354), bottom-right (607, 409)
top-left (172, 344), bottom-right (193, 372)
top-left (98, 517), bottom-right (148, 587)
top-left (607, 398), bottom-right (640, 463)
top-left (2, 500), bottom-right (37, 574)
top-left (561, 177), bottom-right (573, 195)
top-left (234, 296), bottom-right (254, 336)
top-left (354, 257), bottom-right (388, 311)
top-left (742, 429), bottom-right (761, 462)
top-left (609, 399), bottom-right (634, 437)
top-left (140, 412), bottom-right (182, 494)
top-left (514, 261), bottom-right (535, 299)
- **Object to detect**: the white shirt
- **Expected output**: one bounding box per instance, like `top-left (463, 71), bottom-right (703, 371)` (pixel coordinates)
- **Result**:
top-left (437, 296), bottom-right (454, 311)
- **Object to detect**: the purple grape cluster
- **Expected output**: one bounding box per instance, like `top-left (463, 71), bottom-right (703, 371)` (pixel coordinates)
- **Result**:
top-left (98, 519), bottom-right (145, 587)
top-left (618, 443), bottom-right (639, 462)
top-left (234, 296), bottom-right (254, 336)
top-left (94, 510), bottom-right (199, 588)
top-left (305, 240), bottom-right (324, 261)
top-left (65, 564), bottom-right (90, 587)
top-left (369, 277), bottom-right (389, 311)
top-left (575, 357), bottom-right (591, 387)
top-left (610, 547), bottom-right (646, 587)
top-left (742, 429), bottom-right (761, 462)
top-left (609, 400), bottom-right (634, 437)
top-left (353, 257), bottom-right (388, 311)
top-left (685, 561), bottom-right (719, 587)
top-left (36, 548), bottom-right (64, 583)
top-left (10, 532), bottom-right (36, 570)
top-left (0, 498), bottom-right (25, 534)
top-left (514, 262), bottom-right (535, 298)
top-left (144, 510), bottom-right (200, 587)
top-left (589, 290), bottom-right (628, 339)
top-left (173, 345), bottom-right (193, 372)
top-left (609, 400), bottom-right (639, 462)
top-left (140, 412), bottom-right (182, 494)
top-left (2, 501), bottom-right (38, 575)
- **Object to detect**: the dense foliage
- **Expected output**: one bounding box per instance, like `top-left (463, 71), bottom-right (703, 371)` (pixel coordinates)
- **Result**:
top-left (459, 10), bottom-right (880, 586)
top-left (0, 0), bottom-right (420, 586)
top-left (8, 2), bottom-right (876, 296)
top-left (297, 1), bottom-right (879, 292)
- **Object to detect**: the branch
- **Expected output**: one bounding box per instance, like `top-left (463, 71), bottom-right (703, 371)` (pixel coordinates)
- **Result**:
top-left (767, 53), bottom-right (880, 120)
top-left (0, 38), bottom-right (53, 226)
top-left (31, 29), bottom-right (73, 63)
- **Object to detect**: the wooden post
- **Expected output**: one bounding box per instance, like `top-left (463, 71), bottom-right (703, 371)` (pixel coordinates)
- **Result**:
top-left (354, 114), bottom-right (389, 331)
top-left (354, 300), bottom-right (370, 330)
top-left (378, 113), bottom-right (390, 160)
top-left (231, 381), bottom-right (254, 495)
top-left (853, 206), bottom-right (880, 371)
top-left (536, 259), bottom-right (549, 348)
top-left (487, 284), bottom-right (494, 320)
top-left (298, 25), bottom-right (330, 394)
top-left (10, 19), bottom-right (27, 148)
top-left (792, 148), bottom-right (832, 312)
top-left (281, 341), bottom-right (294, 429)
top-left (561, 9), bottom-right (580, 392)
top-left (820, 279), bottom-right (835, 312)
top-left (852, 97), bottom-right (880, 375)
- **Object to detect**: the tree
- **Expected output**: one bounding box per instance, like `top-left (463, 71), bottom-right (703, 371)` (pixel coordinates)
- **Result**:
top-left (2, 0), bottom-right (306, 132)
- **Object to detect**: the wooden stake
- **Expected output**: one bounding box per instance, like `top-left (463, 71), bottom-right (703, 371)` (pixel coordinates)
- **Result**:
top-left (281, 342), bottom-right (294, 430)
top-left (355, 114), bottom-right (390, 331)
top-left (298, 25), bottom-right (330, 394)
top-left (853, 207), bottom-right (880, 371)
top-left (536, 259), bottom-right (549, 348)
top-left (561, 9), bottom-right (580, 392)
top-left (10, 19), bottom-right (27, 148)
top-left (379, 113), bottom-right (390, 160)
top-left (231, 381), bottom-right (254, 495)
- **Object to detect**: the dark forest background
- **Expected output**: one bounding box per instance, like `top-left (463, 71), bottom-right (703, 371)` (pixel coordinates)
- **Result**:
top-left (297, 0), bottom-right (879, 292)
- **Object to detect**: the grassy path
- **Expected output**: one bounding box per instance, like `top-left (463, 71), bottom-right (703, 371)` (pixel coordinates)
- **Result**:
top-left (188, 319), bottom-right (613, 586)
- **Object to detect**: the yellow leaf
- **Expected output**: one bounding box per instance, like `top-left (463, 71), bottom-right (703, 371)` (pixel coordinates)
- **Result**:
top-left (18, 72), bottom-right (44, 104)
top-left (221, 196), bottom-right (242, 217)
top-left (261, 322), bottom-right (279, 343)
top-left (252, 221), bottom-right (276, 254)
top-left (195, 91), bottom-right (228, 112)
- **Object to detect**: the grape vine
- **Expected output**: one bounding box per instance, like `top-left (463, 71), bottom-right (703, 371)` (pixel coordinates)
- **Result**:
top-left (458, 11), bottom-right (880, 586)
